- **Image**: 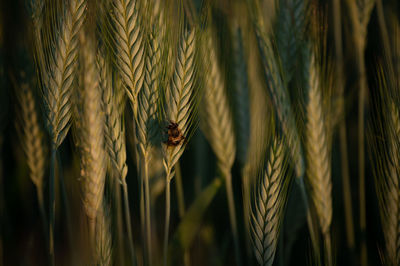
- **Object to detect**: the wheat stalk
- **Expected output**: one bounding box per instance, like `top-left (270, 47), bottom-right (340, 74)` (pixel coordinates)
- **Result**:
top-left (251, 137), bottom-right (289, 266)
top-left (304, 53), bottom-right (333, 265)
top-left (14, 72), bottom-right (47, 228)
top-left (34, 0), bottom-right (87, 262)
top-left (111, 0), bottom-right (145, 108)
top-left (346, 1), bottom-right (375, 263)
top-left (74, 34), bottom-right (106, 242)
top-left (136, 19), bottom-right (163, 263)
top-left (200, 29), bottom-right (242, 265)
top-left (162, 28), bottom-right (196, 266)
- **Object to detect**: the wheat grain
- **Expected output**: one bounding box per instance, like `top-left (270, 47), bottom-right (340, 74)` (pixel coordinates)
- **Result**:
top-left (251, 137), bottom-right (288, 266)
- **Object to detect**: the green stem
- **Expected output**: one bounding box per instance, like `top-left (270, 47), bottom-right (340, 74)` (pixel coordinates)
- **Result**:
top-left (56, 153), bottom-right (73, 257)
top-left (143, 154), bottom-right (152, 266)
top-left (223, 168), bottom-right (242, 266)
top-left (332, 0), bottom-right (355, 251)
top-left (175, 162), bottom-right (185, 218)
top-left (132, 114), bottom-right (146, 260)
top-left (324, 232), bottom-right (332, 266)
top-left (49, 146), bottom-right (56, 266)
top-left (163, 171), bottom-right (172, 266)
top-left (114, 175), bottom-right (125, 265)
top-left (297, 177), bottom-right (320, 260)
top-left (241, 166), bottom-right (252, 261)
top-left (175, 162), bottom-right (190, 266)
top-left (358, 49), bottom-right (368, 266)
top-left (36, 184), bottom-right (47, 233)
top-left (122, 179), bottom-right (136, 266)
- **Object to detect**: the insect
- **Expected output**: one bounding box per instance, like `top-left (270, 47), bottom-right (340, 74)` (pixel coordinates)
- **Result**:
top-left (165, 121), bottom-right (185, 147)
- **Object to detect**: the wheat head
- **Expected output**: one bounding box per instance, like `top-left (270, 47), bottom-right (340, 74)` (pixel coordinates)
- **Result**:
top-left (201, 30), bottom-right (236, 174)
top-left (162, 29), bottom-right (196, 178)
top-left (251, 137), bottom-right (289, 266)
top-left (304, 53), bottom-right (332, 238)
top-left (255, 27), bottom-right (305, 178)
top-left (40, 0), bottom-right (87, 148)
top-left (15, 73), bottom-right (47, 193)
top-left (74, 34), bottom-right (106, 231)
top-left (111, 0), bottom-right (145, 108)
top-left (136, 23), bottom-right (162, 159)
top-left (98, 50), bottom-right (128, 181)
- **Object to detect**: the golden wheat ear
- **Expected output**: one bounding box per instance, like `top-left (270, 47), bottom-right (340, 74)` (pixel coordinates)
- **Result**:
top-left (73, 33), bottom-right (106, 245)
top-left (12, 68), bottom-right (48, 229)
top-left (303, 50), bottom-right (333, 265)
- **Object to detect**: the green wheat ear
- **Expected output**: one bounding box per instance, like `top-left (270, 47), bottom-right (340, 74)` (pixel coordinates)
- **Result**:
top-left (251, 136), bottom-right (290, 266)
top-left (370, 25), bottom-right (400, 263)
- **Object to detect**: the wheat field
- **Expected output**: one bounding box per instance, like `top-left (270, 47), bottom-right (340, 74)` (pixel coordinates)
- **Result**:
top-left (0, 0), bottom-right (399, 265)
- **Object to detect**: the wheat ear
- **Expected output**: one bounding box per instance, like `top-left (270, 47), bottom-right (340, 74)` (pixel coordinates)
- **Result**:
top-left (15, 73), bottom-right (47, 228)
top-left (200, 29), bottom-right (241, 266)
top-left (381, 102), bottom-right (400, 265)
top-left (276, 0), bottom-right (307, 84)
top-left (98, 51), bottom-right (128, 183)
top-left (254, 26), bottom-right (304, 179)
top-left (251, 137), bottom-right (289, 266)
top-left (74, 34), bottom-right (106, 243)
top-left (111, 0), bottom-right (145, 108)
top-left (304, 53), bottom-right (333, 265)
top-left (162, 29), bottom-right (196, 266)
